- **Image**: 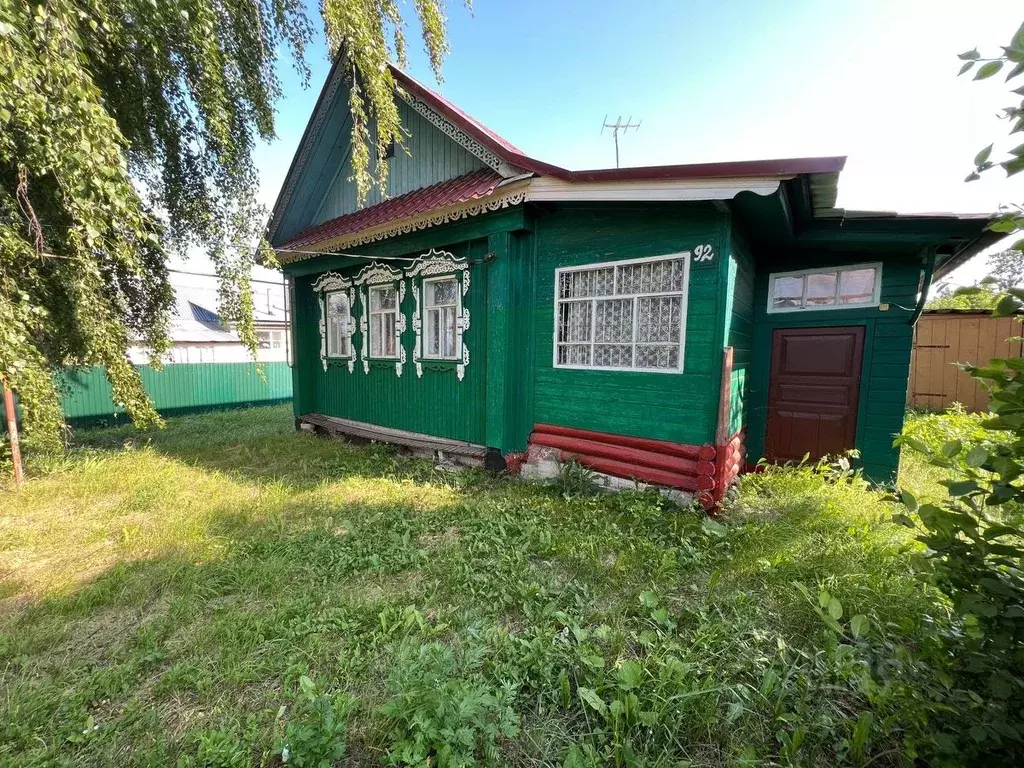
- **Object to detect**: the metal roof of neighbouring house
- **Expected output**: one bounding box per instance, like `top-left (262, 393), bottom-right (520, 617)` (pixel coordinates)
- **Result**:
top-left (270, 57), bottom-right (998, 268)
top-left (166, 277), bottom-right (289, 344)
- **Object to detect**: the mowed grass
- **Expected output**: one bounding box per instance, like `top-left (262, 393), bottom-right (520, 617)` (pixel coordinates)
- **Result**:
top-left (1, 406), bottom-right (947, 766)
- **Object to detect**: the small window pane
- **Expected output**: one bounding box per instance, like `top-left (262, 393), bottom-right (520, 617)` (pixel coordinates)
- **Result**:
top-left (325, 292), bottom-right (350, 357)
top-left (636, 345), bottom-right (680, 370)
top-left (805, 272), bottom-right (837, 306)
top-left (559, 301), bottom-right (592, 343)
top-left (427, 279), bottom-right (457, 306)
top-left (426, 308), bottom-right (440, 357)
top-left (561, 268), bottom-right (614, 299)
top-left (557, 344), bottom-right (592, 366)
top-left (371, 287), bottom-right (396, 311)
top-left (327, 293), bottom-right (347, 315)
top-left (594, 344), bottom-right (633, 367)
top-left (637, 296), bottom-right (681, 343)
top-left (594, 299), bottom-right (633, 343)
top-left (441, 306), bottom-right (457, 358)
top-left (772, 276), bottom-right (804, 309)
top-left (840, 268), bottom-right (877, 304)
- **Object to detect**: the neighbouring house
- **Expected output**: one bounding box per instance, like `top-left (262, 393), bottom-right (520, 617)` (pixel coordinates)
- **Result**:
top-left (58, 272), bottom-right (295, 426)
top-left (128, 273), bottom-right (290, 364)
top-left (268, 59), bottom-right (996, 504)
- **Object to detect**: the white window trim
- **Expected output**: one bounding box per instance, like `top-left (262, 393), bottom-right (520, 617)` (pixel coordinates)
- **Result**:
top-left (552, 252), bottom-right (690, 375)
top-left (767, 262), bottom-right (882, 314)
top-left (368, 284), bottom-right (401, 361)
top-left (422, 275), bottom-right (462, 361)
top-left (324, 291), bottom-right (352, 359)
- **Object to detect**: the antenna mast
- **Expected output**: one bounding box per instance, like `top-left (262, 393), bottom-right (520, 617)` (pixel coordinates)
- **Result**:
top-left (601, 114), bottom-right (642, 168)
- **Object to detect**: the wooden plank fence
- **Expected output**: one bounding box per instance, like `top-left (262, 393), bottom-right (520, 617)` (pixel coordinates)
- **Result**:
top-left (908, 312), bottom-right (1023, 412)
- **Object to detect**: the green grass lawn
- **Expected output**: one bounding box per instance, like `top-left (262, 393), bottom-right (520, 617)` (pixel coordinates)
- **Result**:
top-left (0, 406), bottom-right (953, 766)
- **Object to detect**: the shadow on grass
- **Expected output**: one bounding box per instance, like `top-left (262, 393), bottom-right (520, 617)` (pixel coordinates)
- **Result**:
top-left (66, 404), bottom-right (447, 492)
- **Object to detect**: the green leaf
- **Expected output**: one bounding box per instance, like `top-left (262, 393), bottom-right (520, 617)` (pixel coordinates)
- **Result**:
top-left (827, 597), bottom-right (843, 621)
top-left (975, 61), bottom-right (1005, 80)
top-left (974, 144), bottom-right (994, 166)
top-left (966, 446), bottom-right (989, 467)
top-left (958, 48), bottom-right (981, 60)
top-left (959, 61), bottom-right (975, 76)
top-left (941, 439), bottom-right (963, 458)
top-left (891, 513), bottom-right (916, 528)
top-left (994, 294), bottom-right (1020, 317)
top-left (849, 614), bottom-right (870, 638)
top-left (578, 687), bottom-right (607, 716)
top-left (1002, 156), bottom-right (1024, 177)
top-left (639, 590), bottom-right (659, 609)
top-left (617, 660), bottom-right (644, 690)
top-left (900, 488), bottom-right (918, 511)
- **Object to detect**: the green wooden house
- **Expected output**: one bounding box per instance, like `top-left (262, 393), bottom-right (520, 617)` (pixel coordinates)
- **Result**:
top-left (269, 60), bottom-right (996, 504)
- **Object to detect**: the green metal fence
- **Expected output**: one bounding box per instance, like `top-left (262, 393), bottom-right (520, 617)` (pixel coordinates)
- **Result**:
top-left (58, 362), bottom-right (293, 426)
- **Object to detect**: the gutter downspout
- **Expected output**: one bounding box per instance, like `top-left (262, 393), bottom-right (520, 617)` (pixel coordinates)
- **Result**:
top-left (910, 247), bottom-right (938, 327)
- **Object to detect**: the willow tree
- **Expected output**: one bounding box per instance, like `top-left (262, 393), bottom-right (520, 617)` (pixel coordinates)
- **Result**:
top-left (0, 0), bottom-right (454, 451)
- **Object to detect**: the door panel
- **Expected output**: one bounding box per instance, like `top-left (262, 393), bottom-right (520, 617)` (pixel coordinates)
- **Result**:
top-left (766, 326), bottom-right (864, 462)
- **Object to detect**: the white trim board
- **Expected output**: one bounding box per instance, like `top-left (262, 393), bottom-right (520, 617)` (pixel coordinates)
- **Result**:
top-left (526, 176), bottom-right (785, 203)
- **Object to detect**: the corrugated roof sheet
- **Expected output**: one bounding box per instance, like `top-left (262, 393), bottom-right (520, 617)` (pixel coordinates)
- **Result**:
top-left (279, 168), bottom-right (504, 251)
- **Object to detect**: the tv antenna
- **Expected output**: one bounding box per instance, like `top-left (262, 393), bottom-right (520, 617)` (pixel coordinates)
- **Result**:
top-left (601, 115), bottom-right (642, 168)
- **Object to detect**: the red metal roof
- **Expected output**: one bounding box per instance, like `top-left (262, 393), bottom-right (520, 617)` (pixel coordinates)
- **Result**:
top-left (391, 66), bottom-right (848, 182)
top-left (279, 168), bottom-right (504, 251)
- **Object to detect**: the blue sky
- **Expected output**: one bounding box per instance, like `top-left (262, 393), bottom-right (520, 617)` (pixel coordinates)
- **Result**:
top-left (245, 0), bottom-right (1024, 285)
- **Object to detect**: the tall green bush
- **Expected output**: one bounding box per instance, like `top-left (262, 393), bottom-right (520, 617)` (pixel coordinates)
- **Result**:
top-left (896, 351), bottom-right (1024, 762)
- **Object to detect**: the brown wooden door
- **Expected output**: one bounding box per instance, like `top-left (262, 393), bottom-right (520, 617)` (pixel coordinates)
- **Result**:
top-left (766, 326), bottom-right (864, 462)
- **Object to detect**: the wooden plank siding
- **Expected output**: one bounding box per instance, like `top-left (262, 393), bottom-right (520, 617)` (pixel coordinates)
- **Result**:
top-left (723, 227), bottom-right (755, 437)
top-left (908, 313), bottom-right (1023, 411)
top-left (313, 99), bottom-right (486, 227)
top-left (530, 204), bottom-right (728, 446)
top-left (290, 238), bottom-right (491, 446)
top-left (273, 83), bottom-right (486, 244)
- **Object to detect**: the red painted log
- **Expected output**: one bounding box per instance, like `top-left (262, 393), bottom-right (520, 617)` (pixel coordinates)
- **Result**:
top-left (560, 452), bottom-right (716, 492)
top-left (533, 423), bottom-right (716, 461)
top-left (531, 433), bottom-right (715, 476)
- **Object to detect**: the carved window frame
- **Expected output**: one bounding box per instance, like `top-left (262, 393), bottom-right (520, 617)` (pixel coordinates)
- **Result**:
top-left (353, 262), bottom-right (406, 376)
top-left (312, 272), bottom-right (357, 373)
top-left (406, 249), bottom-right (471, 380)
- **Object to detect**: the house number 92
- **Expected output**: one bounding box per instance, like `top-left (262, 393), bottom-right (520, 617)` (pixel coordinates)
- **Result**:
top-left (694, 244), bottom-right (714, 263)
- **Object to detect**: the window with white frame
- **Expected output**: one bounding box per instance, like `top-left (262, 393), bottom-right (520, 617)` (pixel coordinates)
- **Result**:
top-left (324, 292), bottom-right (350, 357)
top-left (369, 285), bottom-right (399, 358)
top-left (423, 277), bottom-right (459, 359)
top-left (554, 253), bottom-right (689, 372)
top-left (768, 263), bottom-right (881, 313)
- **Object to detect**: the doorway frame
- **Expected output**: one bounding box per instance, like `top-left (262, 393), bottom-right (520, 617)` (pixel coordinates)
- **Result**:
top-left (747, 315), bottom-right (876, 470)
top-left (763, 323), bottom-right (867, 463)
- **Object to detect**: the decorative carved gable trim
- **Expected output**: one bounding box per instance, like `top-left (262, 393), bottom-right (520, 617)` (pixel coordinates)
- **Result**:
top-left (400, 93), bottom-right (519, 177)
top-left (277, 186), bottom-right (527, 263)
top-left (268, 64), bottom-right (349, 243)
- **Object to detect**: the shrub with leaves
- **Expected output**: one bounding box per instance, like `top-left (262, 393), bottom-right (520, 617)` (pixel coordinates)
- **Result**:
top-left (896, 362), bottom-right (1024, 762)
